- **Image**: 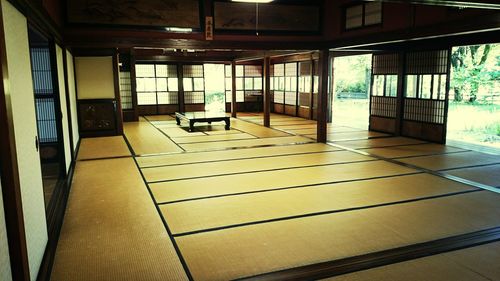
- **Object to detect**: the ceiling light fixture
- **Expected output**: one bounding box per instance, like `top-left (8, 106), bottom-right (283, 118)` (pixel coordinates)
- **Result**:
top-left (231, 0), bottom-right (273, 3)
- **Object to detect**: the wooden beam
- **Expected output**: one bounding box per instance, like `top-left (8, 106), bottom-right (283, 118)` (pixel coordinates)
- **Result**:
top-left (316, 49), bottom-right (330, 143)
top-left (129, 48), bottom-right (139, 121)
top-left (395, 51), bottom-right (406, 136)
top-left (177, 63), bottom-right (185, 113)
top-left (112, 51), bottom-right (124, 135)
top-left (0, 3), bottom-right (30, 280)
top-left (369, 0), bottom-right (500, 10)
top-left (263, 57), bottom-right (271, 127)
top-left (231, 61), bottom-right (237, 118)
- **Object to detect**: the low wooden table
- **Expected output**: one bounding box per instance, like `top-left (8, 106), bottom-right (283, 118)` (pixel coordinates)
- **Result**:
top-left (175, 111), bottom-right (230, 132)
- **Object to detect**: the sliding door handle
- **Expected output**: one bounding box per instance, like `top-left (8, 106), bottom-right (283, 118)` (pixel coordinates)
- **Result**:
top-left (35, 135), bottom-right (39, 152)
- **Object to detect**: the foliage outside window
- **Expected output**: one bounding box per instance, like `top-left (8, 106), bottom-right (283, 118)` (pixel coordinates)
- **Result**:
top-left (372, 75), bottom-right (397, 97)
top-left (405, 74), bottom-right (446, 100)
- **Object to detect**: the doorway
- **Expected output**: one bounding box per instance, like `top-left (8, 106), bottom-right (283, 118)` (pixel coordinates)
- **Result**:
top-left (203, 64), bottom-right (226, 112)
top-left (28, 27), bottom-right (66, 209)
top-left (331, 54), bottom-right (372, 130)
top-left (448, 43), bottom-right (500, 153)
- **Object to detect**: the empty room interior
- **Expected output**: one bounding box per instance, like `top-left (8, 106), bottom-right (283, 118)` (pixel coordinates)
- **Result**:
top-left (1, 0), bottom-right (500, 280)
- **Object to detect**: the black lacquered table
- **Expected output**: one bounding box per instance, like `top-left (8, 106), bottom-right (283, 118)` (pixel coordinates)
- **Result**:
top-left (175, 111), bottom-right (230, 132)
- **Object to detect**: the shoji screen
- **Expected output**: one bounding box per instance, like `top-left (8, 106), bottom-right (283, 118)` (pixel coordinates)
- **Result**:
top-left (369, 53), bottom-right (399, 133)
top-left (55, 45), bottom-right (72, 173)
top-left (1, 0), bottom-right (47, 279)
top-left (402, 50), bottom-right (450, 143)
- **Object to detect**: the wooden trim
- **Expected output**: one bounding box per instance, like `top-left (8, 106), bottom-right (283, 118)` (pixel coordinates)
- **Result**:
top-left (238, 227), bottom-right (500, 281)
top-left (0, 2), bottom-right (30, 279)
top-left (129, 48), bottom-right (139, 121)
top-left (263, 57), bottom-right (271, 127)
top-left (442, 47), bottom-right (452, 144)
top-left (112, 51), bottom-right (123, 134)
top-left (176, 62), bottom-right (185, 113)
top-left (395, 51), bottom-right (405, 135)
top-left (316, 49), bottom-right (329, 143)
top-left (36, 156), bottom-right (77, 281)
top-left (62, 47), bottom-right (76, 162)
top-left (231, 61), bottom-right (237, 118)
top-left (309, 60), bottom-right (314, 120)
top-left (6, 0), bottom-right (63, 43)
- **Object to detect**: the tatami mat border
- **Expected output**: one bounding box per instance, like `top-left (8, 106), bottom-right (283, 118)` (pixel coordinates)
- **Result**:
top-left (236, 227), bottom-right (500, 281)
top-left (156, 172), bottom-right (423, 205)
top-left (172, 189), bottom-right (482, 237)
top-left (146, 158), bottom-right (379, 184)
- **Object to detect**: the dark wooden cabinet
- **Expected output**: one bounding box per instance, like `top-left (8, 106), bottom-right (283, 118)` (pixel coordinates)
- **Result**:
top-left (78, 99), bottom-right (117, 137)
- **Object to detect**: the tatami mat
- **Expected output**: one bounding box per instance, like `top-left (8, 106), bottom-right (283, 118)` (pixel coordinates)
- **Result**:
top-left (150, 160), bottom-right (416, 203)
top-left (77, 136), bottom-right (131, 160)
top-left (124, 121), bottom-right (183, 155)
top-left (273, 124), bottom-right (318, 130)
top-left (136, 143), bottom-right (340, 168)
top-left (175, 192), bottom-right (500, 281)
top-left (143, 151), bottom-right (373, 182)
top-left (306, 131), bottom-right (389, 141)
top-left (161, 173), bottom-right (476, 234)
top-left (230, 119), bottom-right (290, 138)
top-left (325, 241), bottom-right (500, 281)
top-left (445, 164), bottom-right (500, 188)
top-left (171, 133), bottom-right (256, 144)
top-left (362, 143), bottom-right (467, 159)
top-left (334, 137), bottom-right (427, 149)
top-left (158, 127), bottom-right (205, 138)
top-left (51, 158), bottom-right (188, 281)
top-left (179, 135), bottom-right (313, 152)
top-left (144, 115), bottom-right (175, 121)
top-left (397, 151), bottom-right (500, 171)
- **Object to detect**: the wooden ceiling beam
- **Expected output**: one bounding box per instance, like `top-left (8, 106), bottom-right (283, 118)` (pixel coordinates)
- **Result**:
top-left (367, 0), bottom-right (500, 10)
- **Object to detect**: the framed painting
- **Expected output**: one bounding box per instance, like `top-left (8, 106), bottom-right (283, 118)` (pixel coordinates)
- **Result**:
top-left (67, 0), bottom-right (201, 29)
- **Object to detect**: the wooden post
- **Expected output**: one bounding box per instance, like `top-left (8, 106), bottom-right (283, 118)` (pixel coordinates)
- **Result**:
top-left (309, 57), bottom-right (314, 120)
top-left (395, 51), bottom-right (406, 136)
top-left (112, 51), bottom-right (123, 135)
top-left (317, 49), bottom-right (330, 143)
top-left (263, 56), bottom-right (271, 127)
top-left (231, 61), bottom-right (237, 118)
top-left (177, 63), bottom-right (185, 113)
top-left (130, 48), bottom-right (139, 121)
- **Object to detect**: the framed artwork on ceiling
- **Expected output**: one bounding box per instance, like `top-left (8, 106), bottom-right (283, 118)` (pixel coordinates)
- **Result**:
top-left (67, 0), bottom-right (201, 30)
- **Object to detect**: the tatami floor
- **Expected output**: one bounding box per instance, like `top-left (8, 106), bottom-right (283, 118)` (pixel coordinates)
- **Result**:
top-left (51, 114), bottom-right (500, 281)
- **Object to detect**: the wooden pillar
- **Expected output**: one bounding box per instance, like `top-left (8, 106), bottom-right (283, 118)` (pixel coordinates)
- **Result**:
top-left (0, 5), bottom-right (30, 278)
top-left (177, 63), bottom-right (185, 112)
top-left (263, 56), bottom-right (271, 127)
top-left (112, 51), bottom-right (123, 135)
top-left (395, 51), bottom-right (406, 136)
top-left (231, 61), bottom-right (237, 118)
top-left (130, 48), bottom-right (139, 121)
top-left (317, 49), bottom-right (330, 143)
top-left (309, 57), bottom-right (314, 120)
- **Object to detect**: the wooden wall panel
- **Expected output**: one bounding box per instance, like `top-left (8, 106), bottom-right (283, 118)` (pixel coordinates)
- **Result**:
top-left (284, 105), bottom-right (297, 116)
top-left (369, 116), bottom-right (396, 134)
top-left (402, 120), bottom-right (445, 143)
top-left (158, 105), bottom-right (179, 115)
top-left (185, 104), bottom-right (205, 112)
top-left (214, 2), bottom-right (320, 32)
top-left (273, 103), bottom-right (284, 114)
top-left (298, 107), bottom-right (310, 119)
top-left (67, 0), bottom-right (200, 29)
